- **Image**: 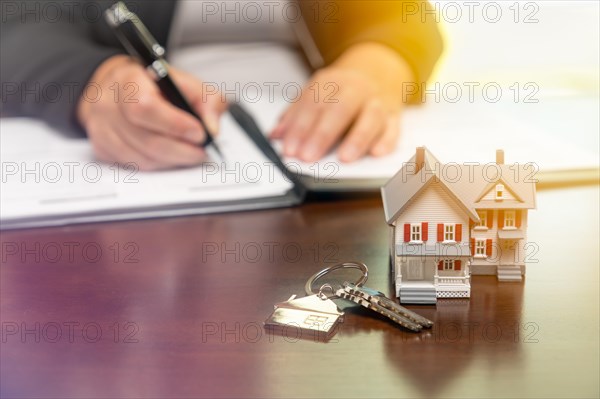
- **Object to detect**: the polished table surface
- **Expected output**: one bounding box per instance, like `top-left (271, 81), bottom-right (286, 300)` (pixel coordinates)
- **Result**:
top-left (1, 186), bottom-right (599, 398)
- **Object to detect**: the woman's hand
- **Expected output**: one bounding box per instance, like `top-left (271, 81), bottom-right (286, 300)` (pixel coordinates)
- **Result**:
top-left (77, 55), bottom-right (227, 171)
top-left (271, 42), bottom-right (415, 163)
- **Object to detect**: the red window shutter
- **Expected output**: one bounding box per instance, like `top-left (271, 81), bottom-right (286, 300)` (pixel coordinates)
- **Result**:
top-left (469, 219), bottom-right (474, 230)
top-left (437, 260), bottom-right (443, 270)
top-left (404, 224), bottom-right (410, 242)
top-left (455, 260), bottom-right (462, 270)
top-left (487, 210), bottom-right (494, 228)
top-left (437, 224), bottom-right (444, 242)
top-left (486, 239), bottom-right (493, 257)
top-left (516, 210), bottom-right (522, 228)
top-left (471, 238), bottom-right (475, 256)
top-left (455, 224), bottom-right (462, 242)
top-left (498, 211), bottom-right (504, 229)
top-left (422, 222), bottom-right (428, 241)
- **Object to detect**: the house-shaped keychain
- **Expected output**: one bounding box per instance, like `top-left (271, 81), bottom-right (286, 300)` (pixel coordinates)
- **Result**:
top-left (381, 147), bottom-right (536, 304)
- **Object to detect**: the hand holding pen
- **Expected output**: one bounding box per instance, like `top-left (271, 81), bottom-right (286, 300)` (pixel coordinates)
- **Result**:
top-left (76, 3), bottom-right (226, 170)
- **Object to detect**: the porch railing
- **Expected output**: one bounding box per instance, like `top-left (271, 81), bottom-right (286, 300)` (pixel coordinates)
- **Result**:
top-left (435, 276), bottom-right (470, 286)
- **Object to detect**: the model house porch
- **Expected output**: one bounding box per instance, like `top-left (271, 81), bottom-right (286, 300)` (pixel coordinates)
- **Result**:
top-left (394, 243), bottom-right (471, 304)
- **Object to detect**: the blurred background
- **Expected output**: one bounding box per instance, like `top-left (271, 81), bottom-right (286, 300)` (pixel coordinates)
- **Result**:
top-left (434, 0), bottom-right (599, 154)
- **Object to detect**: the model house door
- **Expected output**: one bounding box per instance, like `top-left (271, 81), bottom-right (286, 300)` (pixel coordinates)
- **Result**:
top-left (406, 259), bottom-right (424, 280)
top-left (500, 240), bottom-right (518, 266)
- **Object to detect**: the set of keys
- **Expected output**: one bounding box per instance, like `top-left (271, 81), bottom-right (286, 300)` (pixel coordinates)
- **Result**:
top-left (264, 262), bottom-right (433, 340)
top-left (336, 283), bottom-right (433, 332)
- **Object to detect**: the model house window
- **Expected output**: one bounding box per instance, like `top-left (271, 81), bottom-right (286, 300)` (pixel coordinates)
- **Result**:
top-left (444, 224), bottom-right (455, 241)
top-left (443, 260), bottom-right (454, 270)
top-left (504, 210), bottom-right (516, 228)
top-left (411, 224), bottom-right (421, 241)
top-left (495, 184), bottom-right (504, 199)
top-left (475, 239), bottom-right (486, 256)
top-left (477, 210), bottom-right (487, 227)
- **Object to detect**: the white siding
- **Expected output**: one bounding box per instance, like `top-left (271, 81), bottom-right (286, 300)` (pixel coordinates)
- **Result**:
top-left (478, 198), bottom-right (523, 208)
top-left (480, 181), bottom-right (522, 208)
top-left (394, 182), bottom-right (470, 246)
top-left (481, 182), bottom-right (517, 201)
top-left (471, 209), bottom-right (529, 267)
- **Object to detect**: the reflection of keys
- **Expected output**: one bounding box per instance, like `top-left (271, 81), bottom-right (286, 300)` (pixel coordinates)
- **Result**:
top-left (264, 294), bottom-right (344, 340)
top-left (336, 289), bottom-right (423, 332)
top-left (343, 283), bottom-right (434, 329)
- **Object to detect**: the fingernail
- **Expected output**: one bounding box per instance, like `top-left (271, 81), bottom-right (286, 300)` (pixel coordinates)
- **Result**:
top-left (183, 129), bottom-right (205, 143)
top-left (300, 143), bottom-right (320, 161)
top-left (371, 145), bottom-right (391, 157)
top-left (284, 139), bottom-right (300, 156)
top-left (205, 112), bottom-right (220, 135)
top-left (270, 123), bottom-right (283, 138)
top-left (372, 144), bottom-right (388, 156)
top-left (340, 146), bottom-right (360, 162)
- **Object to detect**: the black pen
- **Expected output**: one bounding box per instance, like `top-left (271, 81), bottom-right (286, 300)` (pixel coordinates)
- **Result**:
top-left (104, 1), bottom-right (224, 161)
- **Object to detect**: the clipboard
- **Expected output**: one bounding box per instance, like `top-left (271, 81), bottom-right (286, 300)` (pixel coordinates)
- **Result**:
top-left (0, 104), bottom-right (306, 230)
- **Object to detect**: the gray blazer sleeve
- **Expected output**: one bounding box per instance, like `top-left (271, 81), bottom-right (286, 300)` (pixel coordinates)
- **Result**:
top-left (1, 1), bottom-right (123, 135)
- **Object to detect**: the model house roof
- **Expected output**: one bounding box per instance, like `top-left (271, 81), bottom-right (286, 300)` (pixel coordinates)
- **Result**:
top-left (381, 147), bottom-right (537, 225)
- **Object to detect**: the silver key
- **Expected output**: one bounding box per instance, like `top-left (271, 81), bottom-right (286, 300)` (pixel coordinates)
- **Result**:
top-left (264, 294), bottom-right (344, 340)
top-left (343, 283), bottom-right (434, 328)
top-left (335, 289), bottom-right (423, 332)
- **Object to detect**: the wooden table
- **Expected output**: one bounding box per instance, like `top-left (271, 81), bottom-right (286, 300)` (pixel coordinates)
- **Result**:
top-left (1, 186), bottom-right (598, 398)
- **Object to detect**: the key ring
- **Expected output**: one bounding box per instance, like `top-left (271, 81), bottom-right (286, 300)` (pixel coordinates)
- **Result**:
top-left (305, 261), bottom-right (369, 297)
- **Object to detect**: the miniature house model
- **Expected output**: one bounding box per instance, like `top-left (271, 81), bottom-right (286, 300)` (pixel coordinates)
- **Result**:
top-left (381, 147), bottom-right (536, 304)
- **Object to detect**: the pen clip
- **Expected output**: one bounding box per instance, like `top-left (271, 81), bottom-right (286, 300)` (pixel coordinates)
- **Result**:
top-left (104, 2), bottom-right (166, 62)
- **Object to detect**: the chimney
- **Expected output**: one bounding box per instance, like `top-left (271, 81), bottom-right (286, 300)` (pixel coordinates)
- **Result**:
top-left (415, 147), bottom-right (425, 173)
top-left (496, 149), bottom-right (504, 165)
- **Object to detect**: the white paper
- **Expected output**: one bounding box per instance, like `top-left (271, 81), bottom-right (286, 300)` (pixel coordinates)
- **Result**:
top-left (243, 98), bottom-right (599, 181)
top-left (0, 113), bottom-right (293, 221)
top-left (170, 42), bottom-right (598, 183)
